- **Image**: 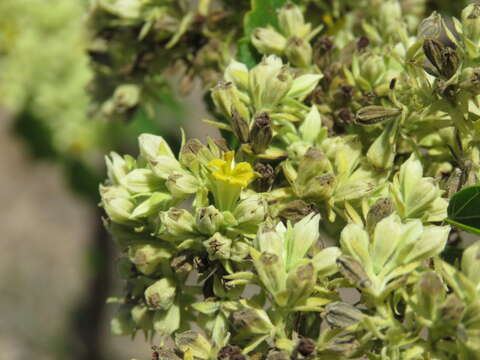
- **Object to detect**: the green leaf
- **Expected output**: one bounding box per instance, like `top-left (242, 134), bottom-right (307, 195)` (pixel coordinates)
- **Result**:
top-left (238, 0), bottom-right (298, 67)
top-left (446, 185), bottom-right (480, 236)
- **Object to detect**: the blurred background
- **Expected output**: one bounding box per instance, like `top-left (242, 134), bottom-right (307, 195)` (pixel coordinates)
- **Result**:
top-left (0, 0), bottom-right (471, 359)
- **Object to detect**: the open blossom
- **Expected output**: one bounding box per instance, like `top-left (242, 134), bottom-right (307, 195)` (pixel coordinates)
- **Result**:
top-left (208, 151), bottom-right (255, 187)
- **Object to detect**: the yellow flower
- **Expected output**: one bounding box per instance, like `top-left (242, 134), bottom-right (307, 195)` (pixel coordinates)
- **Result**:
top-left (208, 151), bottom-right (254, 187)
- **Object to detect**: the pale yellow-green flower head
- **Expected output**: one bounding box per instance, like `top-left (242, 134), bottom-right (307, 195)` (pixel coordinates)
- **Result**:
top-left (208, 151), bottom-right (255, 187)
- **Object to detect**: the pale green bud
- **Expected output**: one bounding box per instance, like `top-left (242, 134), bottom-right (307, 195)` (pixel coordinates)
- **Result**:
top-left (285, 36), bottom-right (312, 68)
top-left (166, 172), bottom-right (200, 198)
top-left (233, 194), bottom-right (268, 226)
top-left (176, 331), bottom-right (212, 359)
top-left (301, 173), bottom-right (336, 200)
top-left (107, 84), bottom-right (140, 115)
top-left (203, 233), bottom-right (232, 260)
top-left (324, 302), bottom-right (364, 328)
top-left (99, 0), bottom-right (142, 19)
top-left (195, 206), bottom-right (224, 235)
top-left (139, 134), bottom-right (175, 162)
top-left (154, 303), bottom-right (181, 336)
top-left (157, 208), bottom-right (195, 241)
top-left (251, 27), bottom-right (287, 55)
top-left (100, 185), bottom-right (135, 224)
top-left (231, 306), bottom-right (274, 335)
top-left (211, 80), bottom-right (249, 121)
top-left (296, 148), bottom-right (333, 188)
top-left (230, 240), bottom-right (250, 262)
top-left (254, 221), bottom-right (285, 256)
top-left (360, 54), bottom-right (386, 87)
top-left (129, 192), bottom-right (173, 219)
top-left (286, 74), bottom-right (322, 101)
top-left (416, 271), bottom-right (445, 320)
top-left (278, 3), bottom-right (310, 38)
top-left (462, 241), bottom-right (480, 286)
top-left (144, 278), bottom-right (176, 310)
top-left (462, 4), bottom-right (480, 44)
top-left (366, 118), bottom-right (398, 170)
top-left (288, 213), bottom-right (321, 270)
top-left (299, 106), bottom-right (322, 144)
top-left (128, 243), bottom-right (172, 275)
top-left (224, 60), bottom-right (249, 91)
top-left (251, 248), bottom-right (286, 298)
top-left (105, 152), bottom-right (130, 185)
top-left (313, 246), bottom-right (341, 277)
top-left (366, 198), bottom-right (394, 234)
top-left (286, 262), bottom-right (317, 306)
top-left (131, 305), bottom-right (152, 330)
top-left (123, 168), bottom-right (163, 193)
top-left (151, 155), bottom-right (185, 180)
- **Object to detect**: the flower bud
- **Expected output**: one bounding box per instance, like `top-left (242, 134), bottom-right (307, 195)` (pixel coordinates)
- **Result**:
top-left (359, 54), bottom-right (386, 88)
top-left (211, 80), bottom-right (249, 122)
top-left (251, 249), bottom-right (286, 298)
top-left (165, 172), bottom-right (200, 198)
top-left (439, 294), bottom-right (465, 327)
top-left (180, 138), bottom-right (204, 167)
top-left (128, 244), bottom-right (171, 275)
top-left (302, 173), bottom-right (336, 200)
top-left (355, 106), bottom-right (401, 126)
top-left (278, 3), bottom-right (310, 38)
top-left (131, 304), bottom-right (152, 330)
top-left (175, 331), bottom-right (212, 359)
top-left (324, 302), bottom-right (364, 328)
top-left (231, 307), bottom-right (274, 335)
top-left (138, 133), bottom-right (175, 163)
top-left (111, 305), bottom-right (135, 336)
top-left (296, 148), bottom-right (333, 187)
top-left (250, 112), bottom-right (273, 154)
top-left (230, 240), bottom-right (250, 262)
top-left (313, 247), bottom-right (341, 277)
top-left (336, 256), bottom-right (372, 289)
top-left (109, 84), bottom-right (140, 115)
top-left (100, 185), bottom-right (135, 224)
top-left (231, 106), bottom-right (250, 143)
top-left (157, 208), bottom-right (195, 241)
top-left (153, 303), bottom-right (181, 336)
top-left (462, 4), bottom-right (480, 44)
top-left (252, 163), bottom-right (275, 192)
top-left (144, 278), bottom-right (176, 310)
top-left (170, 253), bottom-right (194, 274)
top-left (287, 74), bottom-right (322, 101)
top-left (123, 168), bottom-right (163, 193)
top-left (461, 241), bottom-right (480, 286)
top-left (423, 39), bottom-right (459, 79)
top-left (285, 36), bottom-right (312, 68)
top-left (105, 152), bottom-right (130, 185)
top-left (418, 11), bottom-right (459, 48)
top-left (224, 60), bottom-right (249, 91)
top-left (203, 232), bottom-right (232, 260)
top-left (195, 206), bottom-right (224, 235)
top-left (251, 27), bottom-right (287, 55)
top-left (416, 271), bottom-right (445, 320)
top-left (286, 263), bottom-right (317, 306)
top-left (366, 198), bottom-right (394, 233)
top-left (279, 200), bottom-right (316, 224)
top-left (233, 194), bottom-right (268, 226)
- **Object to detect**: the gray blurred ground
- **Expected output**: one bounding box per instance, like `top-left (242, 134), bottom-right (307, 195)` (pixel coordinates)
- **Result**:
top-left (0, 87), bottom-right (214, 360)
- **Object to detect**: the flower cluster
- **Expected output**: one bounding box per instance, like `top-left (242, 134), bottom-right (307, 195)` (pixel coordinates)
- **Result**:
top-left (99, 1), bottom-right (480, 359)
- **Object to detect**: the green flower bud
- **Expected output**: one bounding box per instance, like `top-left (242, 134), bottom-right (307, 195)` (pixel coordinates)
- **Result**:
top-left (301, 173), bottom-right (336, 200)
top-left (151, 156), bottom-right (185, 180)
top-left (144, 278), bottom-right (176, 310)
top-left (416, 271), bottom-right (445, 320)
top-left (138, 133), bottom-right (175, 163)
top-left (128, 243), bottom-right (172, 275)
top-left (195, 206), bottom-right (224, 235)
top-left (250, 112), bottom-right (273, 154)
top-left (286, 262), bottom-right (317, 306)
top-left (166, 172), bottom-right (200, 198)
top-left (105, 152), bottom-right (130, 185)
top-left (130, 192), bottom-right (173, 220)
top-left (251, 27), bottom-right (287, 55)
top-left (131, 304), bottom-right (152, 330)
top-left (224, 60), bottom-right (249, 91)
top-left (231, 306), bottom-right (274, 335)
top-left (108, 84), bottom-right (140, 115)
top-left (278, 3), bottom-right (310, 38)
top-left (439, 295), bottom-right (465, 328)
top-left (285, 36), bottom-right (312, 68)
top-left (211, 80), bottom-right (250, 123)
top-left (251, 249), bottom-right (286, 298)
top-left (461, 241), bottom-right (480, 286)
top-left (249, 55), bottom-right (292, 110)
top-left (355, 106), bottom-right (401, 126)
top-left (233, 194), bottom-right (268, 226)
top-left (176, 331), bottom-right (212, 359)
top-left (157, 208), bottom-right (195, 241)
top-left (100, 185), bottom-right (135, 224)
top-left (180, 138), bottom-right (204, 168)
top-left (360, 54), bottom-right (386, 88)
top-left (230, 240), bottom-right (251, 262)
top-left (123, 168), bottom-right (163, 193)
top-left (296, 148), bottom-right (333, 189)
top-left (203, 233), bottom-right (232, 260)
top-left (462, 4), bottom-right (480, 44)
top-left (286, 74), bottom-right (322, 101)
top-left (313, 246), bottom-right (341, 277)
top-left (324, 302), bottom-right (364, 328)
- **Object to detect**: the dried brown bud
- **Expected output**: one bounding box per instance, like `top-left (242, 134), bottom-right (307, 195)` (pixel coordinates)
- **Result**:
top-left (253, 163), bottom-right (275, 192)
top-left (279, 200), bottom-right (316, 223)
top-left (355, 106), bottom-right (401, 125)
top-left (250, 112), bottom-right (273, 154)
top-left (218, 345), bottom-right (242, 360)
top-left (324, 302), bottom-right (364, 328)
top-left (297, 338), bottom-right (316, 356)
top-left (231, 106), bottom-right (250, 143)
top-left (366, 198), bottom-right (394, 233)
top-left (423, 39), bottom-right (460, 79)
top-left (357, 36), bottom-right (370, 51)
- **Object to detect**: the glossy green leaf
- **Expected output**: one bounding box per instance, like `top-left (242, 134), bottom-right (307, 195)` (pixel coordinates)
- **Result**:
top-left (446, 185), bottom-right (480, 236)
